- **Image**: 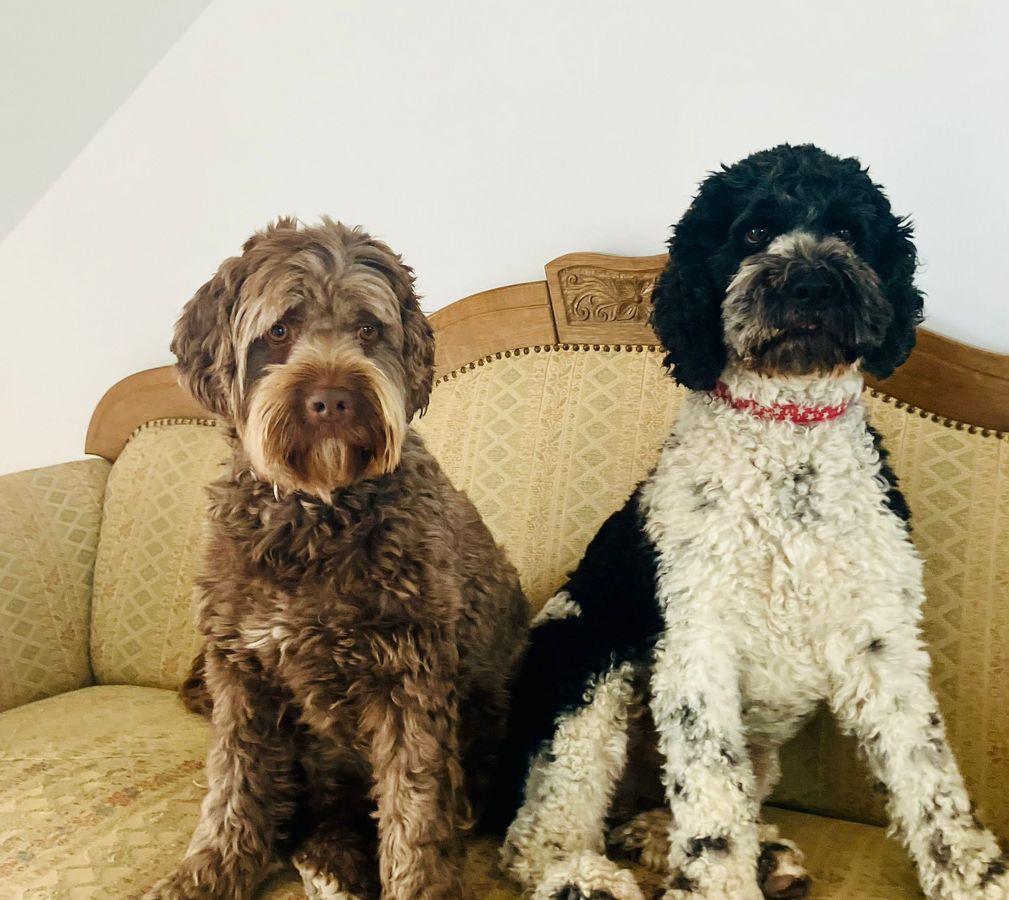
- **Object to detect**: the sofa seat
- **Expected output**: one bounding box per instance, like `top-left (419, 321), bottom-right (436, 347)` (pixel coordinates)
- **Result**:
top-left (0, 685), bottom-right (922, 899)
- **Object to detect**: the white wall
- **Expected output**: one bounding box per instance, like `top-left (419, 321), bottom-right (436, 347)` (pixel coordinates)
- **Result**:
top-left (0, 0), bottom-right (211, 241)
top-left (1, 0), bottom-right (1007, 475)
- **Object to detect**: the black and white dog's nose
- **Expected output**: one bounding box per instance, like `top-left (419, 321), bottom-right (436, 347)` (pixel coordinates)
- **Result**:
top-left (789, 270), bottom-right (837, 307)
top-left (304, 386), bottom-right (354, 422)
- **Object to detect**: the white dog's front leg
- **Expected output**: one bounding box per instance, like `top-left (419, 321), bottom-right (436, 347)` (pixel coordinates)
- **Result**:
top-left (827, 622), bottom-right (1008, 900)
top-left (650, 625), bottom-right (762, 900)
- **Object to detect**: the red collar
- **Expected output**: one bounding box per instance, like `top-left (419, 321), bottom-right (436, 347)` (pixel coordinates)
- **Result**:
top-left (711, 381), bottom-right (850, 425)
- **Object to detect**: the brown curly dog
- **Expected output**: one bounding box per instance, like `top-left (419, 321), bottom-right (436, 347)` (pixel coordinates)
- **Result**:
top-left (144, 218), bottom-right (528, 900)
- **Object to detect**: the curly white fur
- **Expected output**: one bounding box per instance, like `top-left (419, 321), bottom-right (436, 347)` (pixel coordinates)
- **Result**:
top-left (502, 664), bottom-right (637, 890)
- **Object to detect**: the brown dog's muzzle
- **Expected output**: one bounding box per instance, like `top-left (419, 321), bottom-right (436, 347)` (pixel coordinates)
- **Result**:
top-left (242, 341), bottom-right (408, 498)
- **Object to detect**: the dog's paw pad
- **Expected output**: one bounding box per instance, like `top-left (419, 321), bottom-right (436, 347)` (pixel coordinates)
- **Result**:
top-left (294, 863), bottom-right (360, 900)
top-left (758, 839), bottom-right (811, 899)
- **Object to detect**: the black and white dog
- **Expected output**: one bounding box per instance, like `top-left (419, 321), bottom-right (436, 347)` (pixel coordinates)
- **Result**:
top-left (492, 145), bottom-right (1009, 900)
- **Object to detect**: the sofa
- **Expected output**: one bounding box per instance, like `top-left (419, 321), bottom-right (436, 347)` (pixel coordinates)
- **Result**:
top-left (1, 251), bottom-right (1007, 899)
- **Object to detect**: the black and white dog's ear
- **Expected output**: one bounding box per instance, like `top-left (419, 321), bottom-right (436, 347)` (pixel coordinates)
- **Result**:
top-left (650, 178), bottom-right (730, 391)
top-left (861, 214), bottom-right (924, 380)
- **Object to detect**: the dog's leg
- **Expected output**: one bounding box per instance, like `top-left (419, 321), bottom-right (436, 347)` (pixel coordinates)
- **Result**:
top-left (293, 818), bottom-right (378, 900)
top-left (608, 810), bottom-right (809, 899)
top-left (501, 662), bottom-right (644, 900)
top-left (649, 628), bottom-right (763, 899)
top-left (143, 653), bottom-right (297, 899)
top-left (291, 777), bottom-right (379, 900)
top-left (827, 621), bottom-right (1008, 900)
top-left (363, 672), bottom-right (466, 900)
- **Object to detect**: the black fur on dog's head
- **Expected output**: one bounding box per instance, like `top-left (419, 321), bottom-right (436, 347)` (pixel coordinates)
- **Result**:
top-left (651, 144), bottom-right (924, 390)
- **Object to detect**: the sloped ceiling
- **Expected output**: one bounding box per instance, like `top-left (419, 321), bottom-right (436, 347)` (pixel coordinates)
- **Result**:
top-left (0, 0), bottom-right (211, 240)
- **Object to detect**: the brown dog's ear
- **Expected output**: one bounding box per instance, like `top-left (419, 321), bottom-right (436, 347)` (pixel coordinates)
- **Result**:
top-left (348, 228), bottom-right (435, 419)
top-left (170, 256), bottom-right (245, 418)
top-left (400, 293), bottom-right (435, 418)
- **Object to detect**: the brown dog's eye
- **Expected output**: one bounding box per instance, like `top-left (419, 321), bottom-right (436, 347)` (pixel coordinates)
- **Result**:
top-left (744, 226), bottom-right (770, 246)
top-left (268, 323), bottom-right (289, 343)
top-left (358, 323), bottom-right (379, 341)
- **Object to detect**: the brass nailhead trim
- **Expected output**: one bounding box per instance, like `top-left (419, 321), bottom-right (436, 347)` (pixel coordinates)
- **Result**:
top-left (127, 416), bottom-right (219, 443)
top-left (437, 343), bottom-right (660, 384)
top-left (866, 388), bottom-right (1005, 440)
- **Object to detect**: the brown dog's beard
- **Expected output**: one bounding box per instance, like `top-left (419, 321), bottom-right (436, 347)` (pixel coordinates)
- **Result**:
top-left (723, 233), bottom-right (892, 379)
top-left (241, 353), bottom-right (407, 499)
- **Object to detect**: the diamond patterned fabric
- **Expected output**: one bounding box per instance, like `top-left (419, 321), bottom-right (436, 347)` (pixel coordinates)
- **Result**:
top-left (0, 685), bottom-right (921, 898)
top-left (90, 421), bottom-right (229, 688)
top-left (0, 459), bottom-right (109, 712)
top-left (416, 347), bottom-right (684, 608)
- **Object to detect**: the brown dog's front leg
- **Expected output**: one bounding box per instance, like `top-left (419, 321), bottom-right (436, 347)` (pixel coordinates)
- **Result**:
top-left (363, 667), bottom-right (466, 900)
top-left (145, 649), bottom-right (298, 899)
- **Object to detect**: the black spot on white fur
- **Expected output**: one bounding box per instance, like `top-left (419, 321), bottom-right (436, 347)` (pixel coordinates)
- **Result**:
top-left (982, 858), bottom-right (1008, 885)
top-left (686, 835), bottom-right (731, 857)
top-left (670, 873), bottom-right (697, 893)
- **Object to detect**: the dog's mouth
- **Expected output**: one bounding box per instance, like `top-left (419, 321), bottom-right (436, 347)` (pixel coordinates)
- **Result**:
top-left (756, 321), bottom-right (836, 352)
top-left (744, 318), bottom-right (859, 377)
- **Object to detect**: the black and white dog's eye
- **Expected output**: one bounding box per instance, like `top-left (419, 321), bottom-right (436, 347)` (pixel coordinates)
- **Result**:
top-left (744, 226), bottom-right (770, 246)
top-left (834, 227), bottom-right (854, 242)
top-left (268, 323), bottom-right (289, 342)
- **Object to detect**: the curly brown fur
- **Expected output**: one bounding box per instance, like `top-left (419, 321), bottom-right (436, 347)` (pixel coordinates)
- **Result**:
top-left (147, 218), bottom-right (528, 900)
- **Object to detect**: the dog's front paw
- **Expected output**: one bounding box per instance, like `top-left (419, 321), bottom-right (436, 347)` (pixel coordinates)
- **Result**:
top-left (293, 849), bottom-right (370, 900)
top-left (757, 839), bottom-right (811, 899)
top-left (550, 885), bottom-right (618, 900)
top-left (533, 851), bottom-right (645, 900)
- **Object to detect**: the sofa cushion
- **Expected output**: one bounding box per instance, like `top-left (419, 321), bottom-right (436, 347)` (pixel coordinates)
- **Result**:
top-left (0, 685), bottom-right (923, 898)
top-left (0, 459), bottom-right (109, 712)
top-left (91, 421), bottom-right (229, 689)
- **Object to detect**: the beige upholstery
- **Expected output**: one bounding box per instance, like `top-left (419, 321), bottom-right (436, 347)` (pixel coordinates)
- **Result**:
top-left (90, 421), bottom-right (229, 689)
top-left (0, 345), bottom-right (1006, 897)
top-left (0, 459), bottom-right (109, 712)
top-left (0, 685), bottom-right (918, 899)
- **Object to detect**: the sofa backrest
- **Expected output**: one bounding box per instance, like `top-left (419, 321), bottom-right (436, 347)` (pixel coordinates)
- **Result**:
top-left (91, 421), bottom-right (227, 688)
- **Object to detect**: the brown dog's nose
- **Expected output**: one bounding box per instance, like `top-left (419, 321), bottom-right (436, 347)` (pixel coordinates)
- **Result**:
top-left (304, 387), bottom-right (354, 422)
